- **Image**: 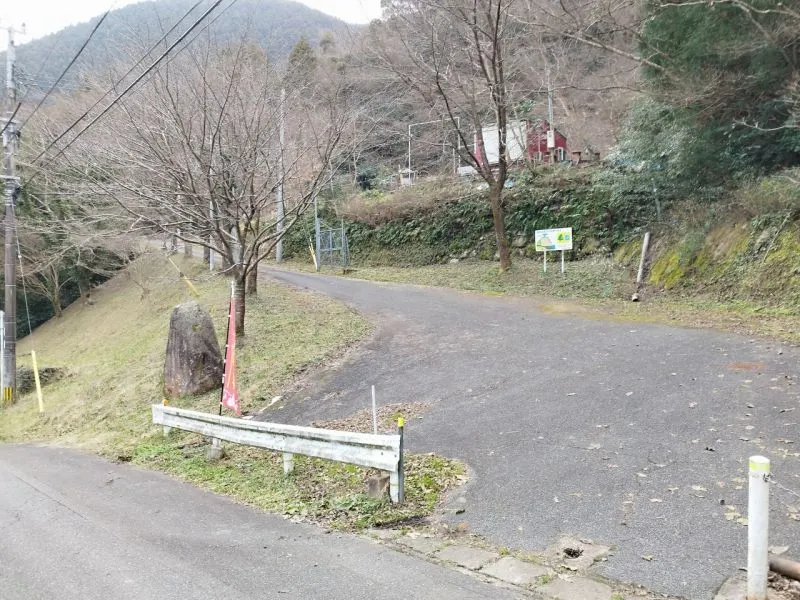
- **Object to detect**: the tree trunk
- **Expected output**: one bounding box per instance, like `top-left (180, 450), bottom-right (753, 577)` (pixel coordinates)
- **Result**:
top-left (184, 241), bottom-right (192, 258)
top-left (51, 295), bottom-right (63, 318)
top-left (234, 275), bottom-right (246, 336)
top-left (246, 266), bottom-right (258, 296)
top-left (203, 244), bottom-right (210, 264)
top-left (489, 183), bottom-right (511, 272)
top-left (49, 266), bottom-right (63, 318)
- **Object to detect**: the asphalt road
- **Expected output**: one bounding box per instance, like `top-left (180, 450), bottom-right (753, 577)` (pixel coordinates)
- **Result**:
top-left (0, 444), bottom-right (517, 600)
top-left (265, 268), bottom-right (800, 600)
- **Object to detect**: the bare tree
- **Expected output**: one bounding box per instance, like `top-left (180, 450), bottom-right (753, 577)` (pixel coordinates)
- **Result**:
top-left (70, 38), bottom-right (353, 334)
top-left (372, 0), bottom-right (536, 272)
top-left (518, 0), bottom-right (799, 133)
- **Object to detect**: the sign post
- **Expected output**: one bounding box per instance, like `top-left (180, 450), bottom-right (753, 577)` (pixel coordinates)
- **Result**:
top-left (535, 227), bottom-right (573, 274)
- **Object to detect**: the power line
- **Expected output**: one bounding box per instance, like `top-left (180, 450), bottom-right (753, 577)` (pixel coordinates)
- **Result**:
top-left (19, 9), bottom-right (112, 130)
top-left (5, 29), bottom-right (67, 133)
top-left (23, 0), bottom-right (216, 178)
top-left (0, 101), bottom-right (21, 138)
top-left (159, 0), bottom-right (240, 69)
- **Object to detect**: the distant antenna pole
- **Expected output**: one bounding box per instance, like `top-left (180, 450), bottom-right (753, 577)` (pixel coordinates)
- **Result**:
top-left (546, 66), bottom-right (555, 159)
top-left (407, 123), bottom-right (412, 173)
top-left (275, 87), bottom-right (286, 263)
top-left (2, 24), bottom-right (22, 404)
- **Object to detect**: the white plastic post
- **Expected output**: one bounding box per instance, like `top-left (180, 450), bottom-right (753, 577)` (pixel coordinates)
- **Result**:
top-left (561, 250), bottom-right (565, 274)
top-left (371, 385), bottom-right (378, 435)
top-left (747, 455), bottom-right (770, 600)
top-left (543, 250), bottom-right (547, 273)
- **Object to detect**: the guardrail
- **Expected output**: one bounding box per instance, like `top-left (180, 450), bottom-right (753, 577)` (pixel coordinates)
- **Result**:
top-left (152, 404), bottom-right (404, 503)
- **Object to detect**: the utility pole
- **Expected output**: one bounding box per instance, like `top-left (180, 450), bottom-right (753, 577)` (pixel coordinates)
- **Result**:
top-left (275, 87), bottom-right (286, 263)
top-left (2, 25), bottom-right (22, 404)
top-left (209, 200), bottom-right (215, 270)
top-left (314, 193), bottom-right (321, 272)
top-left (546, 66), bottom-right (555, 160)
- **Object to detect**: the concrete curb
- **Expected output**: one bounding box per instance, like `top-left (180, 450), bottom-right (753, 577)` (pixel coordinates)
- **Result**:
top-left (365, 528), bottom-right (670, 600)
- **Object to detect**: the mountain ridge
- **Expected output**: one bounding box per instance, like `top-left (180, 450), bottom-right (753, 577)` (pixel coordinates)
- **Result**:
top-left (9, 0), bottom-right (353, 95)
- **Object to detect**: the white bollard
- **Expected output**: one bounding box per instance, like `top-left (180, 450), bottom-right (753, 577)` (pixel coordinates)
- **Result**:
top-left (371, 385), bottom-right (378, 435)
top-left (748, 455), bottom-right (770, 600)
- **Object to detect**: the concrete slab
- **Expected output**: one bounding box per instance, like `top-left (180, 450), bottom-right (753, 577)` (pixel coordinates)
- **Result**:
top-left (551, 536), bottom-right (611, 571)
top-left (539, 575), bottom-right (613, 600)
top-left (481, 556), bottom-right (551, 586)
top-left (435, 545), bottom-right (500, 570)
top-left (395, 535), bottom-right (444, 555)
top-left (714, 576), bottom-right (746, 600)
top-left (713, 576), bottom-right (783, 600)
top-left (367, 528), bottom-right (402, 541)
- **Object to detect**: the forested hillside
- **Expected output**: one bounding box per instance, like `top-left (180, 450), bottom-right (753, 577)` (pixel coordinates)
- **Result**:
top-left (7, 0), bottom-right (351, 98)
top-left (3, 0), bottom-right (799, 333)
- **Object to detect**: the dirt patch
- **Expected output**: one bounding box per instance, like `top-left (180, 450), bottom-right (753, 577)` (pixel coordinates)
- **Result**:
top-left (728, 361), bottom-right (767, 371)
top-left (313, 402), bottom-right (428, 434)
top-left (770, 572), bottom-right (800, 600)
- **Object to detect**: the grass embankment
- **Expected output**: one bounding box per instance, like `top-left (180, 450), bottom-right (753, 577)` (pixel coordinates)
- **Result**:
top-left (0, 252), bottom-right (465, 530)
top-left (289, 257), bottom-right (800, 343)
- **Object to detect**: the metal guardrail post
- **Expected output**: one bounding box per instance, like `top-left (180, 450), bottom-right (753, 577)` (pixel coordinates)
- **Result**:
top-left (283, 453), bottom-right (294, 475)
top-left (391, 416), bottom-right (405, 504)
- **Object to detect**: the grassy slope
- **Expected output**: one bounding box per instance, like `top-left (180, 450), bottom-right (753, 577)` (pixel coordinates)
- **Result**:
top-left (0, 253), bottom-right (465, 529)
top-left (2, 252), bottom-right (369, 453)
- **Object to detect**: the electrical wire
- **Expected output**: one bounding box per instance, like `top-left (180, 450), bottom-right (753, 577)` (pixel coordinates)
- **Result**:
top-left (20, 0), bottom-right (207, 147)
top-left (23, 0), bottom-right (219, 179)
top-left (13, 207), bottom-right (34, 337)
top-left (157, 0), bottom-right (240, 70)
top-left (19, 9), bottom-right (112, 131)
top-left (0, 24), bottom-right (69, 138)
top-left (0, 102), bottom-right (22, 138)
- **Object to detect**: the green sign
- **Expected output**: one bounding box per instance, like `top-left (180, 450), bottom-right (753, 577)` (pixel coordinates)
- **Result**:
top-left (535, 227), bottom-right (573, 252)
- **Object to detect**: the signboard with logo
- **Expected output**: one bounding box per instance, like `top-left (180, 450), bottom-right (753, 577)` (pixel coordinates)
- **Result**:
top-left (535, 228), bottom-right (573, 252)
top-left (534, 227), bottom-right (572, 274)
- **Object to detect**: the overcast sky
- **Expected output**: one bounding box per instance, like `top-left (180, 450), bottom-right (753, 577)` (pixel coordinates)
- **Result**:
top-left (0, 0), bottom-right (383, 42)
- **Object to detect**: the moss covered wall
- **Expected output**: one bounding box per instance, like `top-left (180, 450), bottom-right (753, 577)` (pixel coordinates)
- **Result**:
top-left (617, 219), bottom-right (800, 308)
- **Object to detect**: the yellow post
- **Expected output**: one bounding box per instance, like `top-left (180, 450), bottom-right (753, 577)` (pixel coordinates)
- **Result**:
top-left (31, 350), bottom-right (44, 414)
top-left (309, 243), bottom-right (318, 269)
top-left (182, 275), bottom-right (200, 298)
top-left (167, 257), bottom-right (200, 298)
